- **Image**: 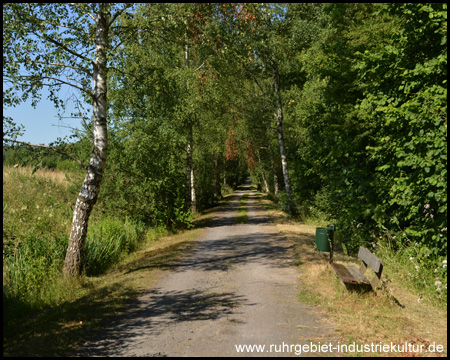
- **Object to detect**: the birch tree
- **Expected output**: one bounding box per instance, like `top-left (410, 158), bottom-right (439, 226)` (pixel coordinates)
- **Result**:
top-left (224, 4), bottom-right (294, 212)
top-left (3, 3), bottom-right (133, 276)
top-left (184, 32), bottom-right (196, 213)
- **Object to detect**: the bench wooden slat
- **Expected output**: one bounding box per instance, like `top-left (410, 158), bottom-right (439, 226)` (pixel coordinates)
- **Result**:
top-left (347, 265), bottom-right (370, 284)
top-left (331, 247), bottom-right (383, 291)
top-left (331, 262), bottom-right (364, 284)
top-left (358, 246), bottom-right (383, 273)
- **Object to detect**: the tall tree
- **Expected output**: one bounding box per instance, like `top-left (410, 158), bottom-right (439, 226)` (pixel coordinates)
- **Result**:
top-left (104, 3), bottom-right (225, 221)
top-left (272, 65), bottom-right (292, 210)
top-left (184, 30), bottom-right (196, 213)
top-left (217, 4), bottom-right (296, 211)
top-left (3, 3), bottom-right (133, 276)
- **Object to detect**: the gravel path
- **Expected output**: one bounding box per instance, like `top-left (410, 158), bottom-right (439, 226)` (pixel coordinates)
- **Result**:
top-left (78, 180), bottom-right (339, 357)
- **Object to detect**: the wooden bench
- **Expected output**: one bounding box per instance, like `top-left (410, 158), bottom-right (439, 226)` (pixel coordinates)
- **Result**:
top-left (331, 246), bottom-right (384, 291)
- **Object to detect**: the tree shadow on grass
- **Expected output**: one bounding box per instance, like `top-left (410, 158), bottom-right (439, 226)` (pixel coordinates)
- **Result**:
top-left (3, 238), bottom-right (198, 357)
top-left (3, 280), bottom-right (139, 357)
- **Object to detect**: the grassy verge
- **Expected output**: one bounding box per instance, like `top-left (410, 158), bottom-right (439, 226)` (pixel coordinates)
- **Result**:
top-left (256, 192), bottom-right (447, 357)
top-left (3, 228), bottom-right (204, 356)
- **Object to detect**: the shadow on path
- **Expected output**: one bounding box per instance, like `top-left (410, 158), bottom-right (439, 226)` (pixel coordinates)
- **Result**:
top-left (76, 179), bottom-right (328, 357)
top-left (77, 289), bottom-right (253, 356)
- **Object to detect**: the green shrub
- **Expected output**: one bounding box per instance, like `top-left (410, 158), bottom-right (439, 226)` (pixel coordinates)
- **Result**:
top-left (377, 239), bottom-right (447, 308)
top-left (277, 191), bottom-right (290, 214)
top-left (56, 158), bottom-right (83, 173)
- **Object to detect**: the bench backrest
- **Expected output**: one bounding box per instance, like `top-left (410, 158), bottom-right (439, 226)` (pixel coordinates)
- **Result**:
top-left (358, 246), bottom-right (384, 288)
top-left (358, 246), bottom-right (383, 273)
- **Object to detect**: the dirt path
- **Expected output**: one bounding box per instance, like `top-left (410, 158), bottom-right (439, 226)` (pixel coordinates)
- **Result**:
top-left (78, 180), bottom-right (339, 357)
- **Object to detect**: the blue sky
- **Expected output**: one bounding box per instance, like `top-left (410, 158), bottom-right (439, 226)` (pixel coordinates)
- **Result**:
top-left (4, 88), bottom-right (84, 146)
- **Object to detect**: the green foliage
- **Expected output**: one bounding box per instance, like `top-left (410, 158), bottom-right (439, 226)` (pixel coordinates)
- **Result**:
top-left (356, 3), bottom-right (447, 256)
top-left (3, 116), bottom-right (24, 140)
top-left (269, 3), bottom-right (447, 304)
top-left (99, 117), bottom-right (191, 228)
top-left (101, 3), bottom-right (251, 225)
top-left (302, 186), bottom-right (335, 224)
top-left (2, 166), bottom-right (163, 311)
top-left (3, 139), bottom-right (90, 173)
top-left (285, 3), bottom-right (446, 258)
top-left (83, 217), bottom-right (146, 276)
top-left (3, 2), bottom-right (446, 309)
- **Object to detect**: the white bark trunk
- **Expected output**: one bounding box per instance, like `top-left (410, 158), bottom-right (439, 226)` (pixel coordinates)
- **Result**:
top-left (273, 66), bottom-right (292, 212)
top-left (185, 38), bottom-right (196, 213)
top-left (256, 149), bottom-right (269, 193)
top-left (63, 5), bottom-right (109, 276)
top-left (186, 124), bottom-right (196, 213)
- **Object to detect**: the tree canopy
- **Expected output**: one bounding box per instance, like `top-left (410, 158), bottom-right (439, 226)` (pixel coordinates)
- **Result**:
top-left (3, 3), bottom-right (447, 272)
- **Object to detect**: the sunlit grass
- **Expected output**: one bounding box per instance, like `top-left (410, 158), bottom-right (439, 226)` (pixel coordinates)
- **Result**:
top-left (3, 164), bottom-right (75, 185)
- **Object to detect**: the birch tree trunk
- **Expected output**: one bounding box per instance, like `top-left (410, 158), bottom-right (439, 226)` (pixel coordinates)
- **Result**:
top-left (272, 66), bottom-right (293, 212)
top-left (186, 122), bottom-right (196, 213)
top-left (63, 6), bottom-right (109, 276)
top-left (256, 149), bottom-right (270, 193)
top-left (270, 152), bottom-right (279, 197)
top-left (184, 39), bottom-right (196, 213)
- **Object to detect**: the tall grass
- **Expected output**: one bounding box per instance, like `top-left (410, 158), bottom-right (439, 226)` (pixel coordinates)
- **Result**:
top-left (376, 240), bottom-right (447, 307)
top-left (3, 164), bottom-right (74, 185)
top-left (84, 217), bottom-right (152, 276)
top-left (2, 165), bottom-right (164, 314)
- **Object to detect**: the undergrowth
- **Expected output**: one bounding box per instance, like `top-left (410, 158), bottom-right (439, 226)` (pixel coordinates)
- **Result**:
top-left (3, 166), bottom-right (168, 321)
